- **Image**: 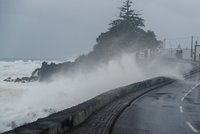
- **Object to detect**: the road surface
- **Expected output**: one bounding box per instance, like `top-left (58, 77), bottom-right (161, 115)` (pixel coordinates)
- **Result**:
top-left (112, 72), bottom-right (200, 134)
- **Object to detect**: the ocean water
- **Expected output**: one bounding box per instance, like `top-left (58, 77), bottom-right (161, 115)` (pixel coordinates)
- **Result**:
top-left (0, 59), bottom-right (62, 132)
top-left (0, 55), bottom-right (192, 132)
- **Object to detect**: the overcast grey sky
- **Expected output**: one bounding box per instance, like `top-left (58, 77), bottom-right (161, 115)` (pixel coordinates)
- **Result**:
top-left (0, 0), bottom-right (200, 60)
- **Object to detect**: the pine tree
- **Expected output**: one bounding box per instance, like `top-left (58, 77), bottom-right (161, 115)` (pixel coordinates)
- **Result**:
top-left (109, 0), bottom-right (144, 31)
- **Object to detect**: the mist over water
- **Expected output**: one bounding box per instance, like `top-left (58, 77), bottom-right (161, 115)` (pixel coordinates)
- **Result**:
top-left (0, 53), bottom-right (192, 132)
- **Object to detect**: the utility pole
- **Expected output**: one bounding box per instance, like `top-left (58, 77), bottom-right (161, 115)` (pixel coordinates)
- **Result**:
top-left (191, 36), bottom-right (193, 59)
top-left (194, 40), bottom-right (198, 61)
top-left (163, 38), bottom-right (166, 48)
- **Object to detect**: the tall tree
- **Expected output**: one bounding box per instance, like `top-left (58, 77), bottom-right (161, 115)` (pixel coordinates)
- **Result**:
top-left (109, 0), bottom-right (144, 31)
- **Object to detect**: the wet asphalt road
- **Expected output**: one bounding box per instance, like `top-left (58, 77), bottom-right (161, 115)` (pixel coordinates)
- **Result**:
top-left (112, 73), bottom-right (200, 134)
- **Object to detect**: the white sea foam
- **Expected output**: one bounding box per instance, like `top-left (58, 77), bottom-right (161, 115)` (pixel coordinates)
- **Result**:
top-left (0, 54), bottom-right (192, 132)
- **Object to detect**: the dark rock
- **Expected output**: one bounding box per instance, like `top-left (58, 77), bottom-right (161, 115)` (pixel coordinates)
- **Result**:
top-left (4, 77), bottom-right (13, 82)
top-left (21, 77), bottom-right (30, 81)
top-left (14, 78), bottom-right (21, 82)
top-left (34, 61), bottom-right (74, 81)
top-left (31, 68), bottom-right (40, 78)
top-left (14, 77), bottom-right (30, 83)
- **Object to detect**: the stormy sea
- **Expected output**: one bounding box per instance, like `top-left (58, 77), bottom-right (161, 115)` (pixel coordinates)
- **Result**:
top-left (0, 59), bottom-right (60, 132)
top-left (0, 54), bottom-right (192, 133)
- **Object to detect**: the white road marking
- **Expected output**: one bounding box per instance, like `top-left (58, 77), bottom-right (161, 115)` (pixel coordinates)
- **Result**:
top-left (181, 82), bottom-right (200, 101)
top-left (186, 121), bottom-right (199, 133)
top-left (184, 93), bottom-right (188, 97)
top-left (180, 106), bottom-right (183, 113)
top-left (180, 83), bottom-right (200, 133)
top-left (188, 90), bottom-right (192, 94)
top-left (195, 83), bottom-right (200, 87)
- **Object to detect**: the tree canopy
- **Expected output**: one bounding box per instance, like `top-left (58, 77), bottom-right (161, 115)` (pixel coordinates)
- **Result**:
top-left (109, 0), bottom-right (144, 32)
top-left (94, 0), bottom-right (161, 60)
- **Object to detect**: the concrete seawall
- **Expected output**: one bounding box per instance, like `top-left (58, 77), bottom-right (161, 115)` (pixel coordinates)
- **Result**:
top-left (3, 77), bottom-right (172, 134)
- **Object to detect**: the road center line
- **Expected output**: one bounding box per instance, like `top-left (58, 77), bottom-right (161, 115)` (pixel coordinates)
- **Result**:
top-left (188, 90), bottom-right (192, 94)
top-left (179, 106), bottom-right (183, 113)
top-left (186, 121), bottom-right (199, 133)
top-left (181, 82), bottom-right (200, 101)
top-left (184, 93), bottom-right (188, 97)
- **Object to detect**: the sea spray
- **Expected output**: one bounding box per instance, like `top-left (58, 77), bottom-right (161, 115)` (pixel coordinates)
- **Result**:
top-left (0, 54), bottom-right (192, 132)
